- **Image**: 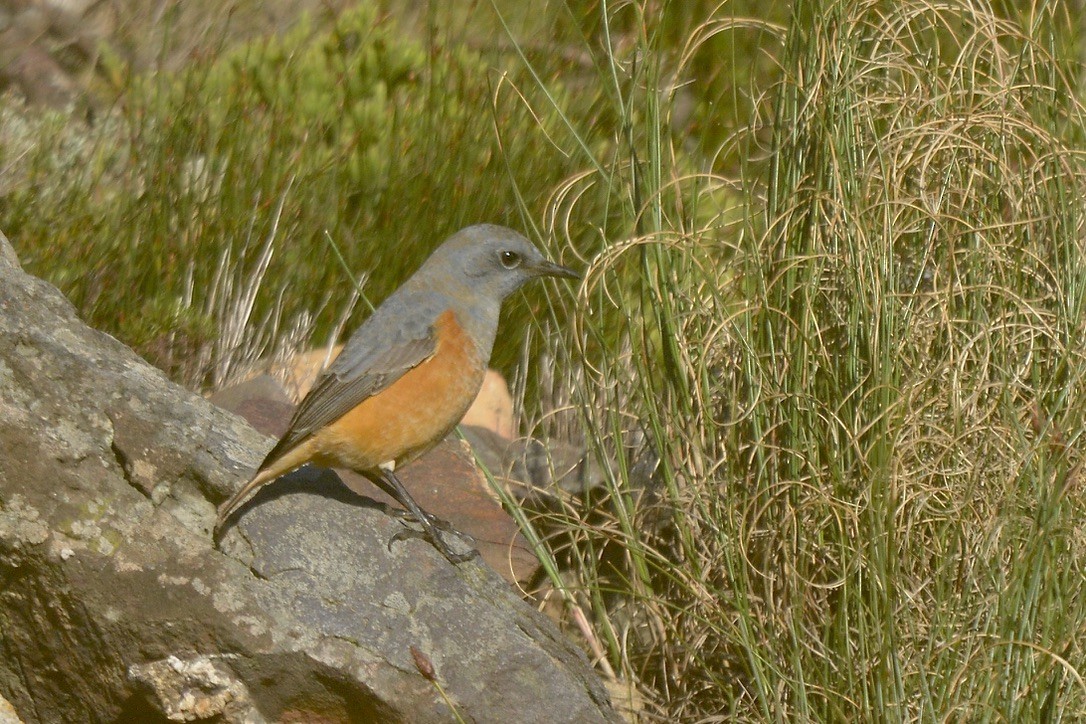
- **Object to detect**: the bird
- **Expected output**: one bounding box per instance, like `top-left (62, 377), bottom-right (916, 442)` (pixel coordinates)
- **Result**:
top-left (214, 224), bottom-right (580, 563)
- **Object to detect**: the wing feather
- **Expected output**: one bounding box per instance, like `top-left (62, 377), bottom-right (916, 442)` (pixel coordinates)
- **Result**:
top-left (259, 298), bottom-right (443, 469)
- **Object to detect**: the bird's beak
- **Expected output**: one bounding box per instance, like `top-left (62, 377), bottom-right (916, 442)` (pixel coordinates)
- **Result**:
top-left (533, 258), bottom-right (581, 281)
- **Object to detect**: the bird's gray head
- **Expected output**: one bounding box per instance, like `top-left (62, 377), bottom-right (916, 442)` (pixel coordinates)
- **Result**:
top-left (419, 224), bottom-right (579, 302)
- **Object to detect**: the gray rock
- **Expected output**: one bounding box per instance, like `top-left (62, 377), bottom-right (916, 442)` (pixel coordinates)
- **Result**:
top-left (0, 232), bottom-right (617, 722)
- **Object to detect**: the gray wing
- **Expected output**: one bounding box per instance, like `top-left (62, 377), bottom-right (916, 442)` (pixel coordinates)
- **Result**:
top-left (259, 293), bottom-right (444, 469)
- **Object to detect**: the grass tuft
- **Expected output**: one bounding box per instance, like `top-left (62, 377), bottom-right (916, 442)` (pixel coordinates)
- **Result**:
top-left (502, 0), bottom-right (1086, 719)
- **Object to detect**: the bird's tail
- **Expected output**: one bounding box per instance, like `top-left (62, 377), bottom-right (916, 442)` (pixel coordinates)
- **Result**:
top-left (214, 438), bottom-right (318, 539)
top-left (213, 466), bottom-right (279, 539)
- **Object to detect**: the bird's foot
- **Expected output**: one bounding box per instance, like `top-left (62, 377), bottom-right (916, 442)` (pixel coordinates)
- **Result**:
top-left (388, 513), bottom-right (478, 564)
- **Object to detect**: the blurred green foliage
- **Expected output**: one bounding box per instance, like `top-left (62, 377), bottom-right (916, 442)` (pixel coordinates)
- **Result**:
top-left (0, 0), bottom-right (788, 387)
top-left (0, 2), bottom-right (624, 384)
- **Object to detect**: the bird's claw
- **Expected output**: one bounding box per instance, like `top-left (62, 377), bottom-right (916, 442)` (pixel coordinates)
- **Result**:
top-left (388, 514), bottom-right (478, 564)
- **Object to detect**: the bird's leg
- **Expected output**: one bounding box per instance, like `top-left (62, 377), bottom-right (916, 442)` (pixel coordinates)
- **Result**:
top-left (369, 468), bottom-right (478, 564)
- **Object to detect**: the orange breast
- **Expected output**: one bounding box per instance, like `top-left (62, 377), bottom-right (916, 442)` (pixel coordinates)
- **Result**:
top-left (309, 309), bottom-right (486, 473)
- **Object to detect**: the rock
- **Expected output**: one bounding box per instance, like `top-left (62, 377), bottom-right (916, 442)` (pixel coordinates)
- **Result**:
top-left (273, 343), bottom-right (342, 402)
top-left (208, 374), bottom-right (294, 439)
top-left (0, 232), bottom-right (617, 722)
top-left (0, 0), bottom-right (99, 108)
top-left (0, 43), bottom-right (78, 109)
top-left (0, 0), bottom-right (352, 108)
top-left (127, 655), bottom-right (264, 723)
top-left (459, 423), bottom-right (607, 501)
top-left (0, 229), bottom-right (20, 268)
top-left (459, 369), bottom-right (514, 440)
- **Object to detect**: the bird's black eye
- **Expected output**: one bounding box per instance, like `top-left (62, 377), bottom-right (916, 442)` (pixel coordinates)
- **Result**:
top-left (499, 250), bottom-right (522, 269)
